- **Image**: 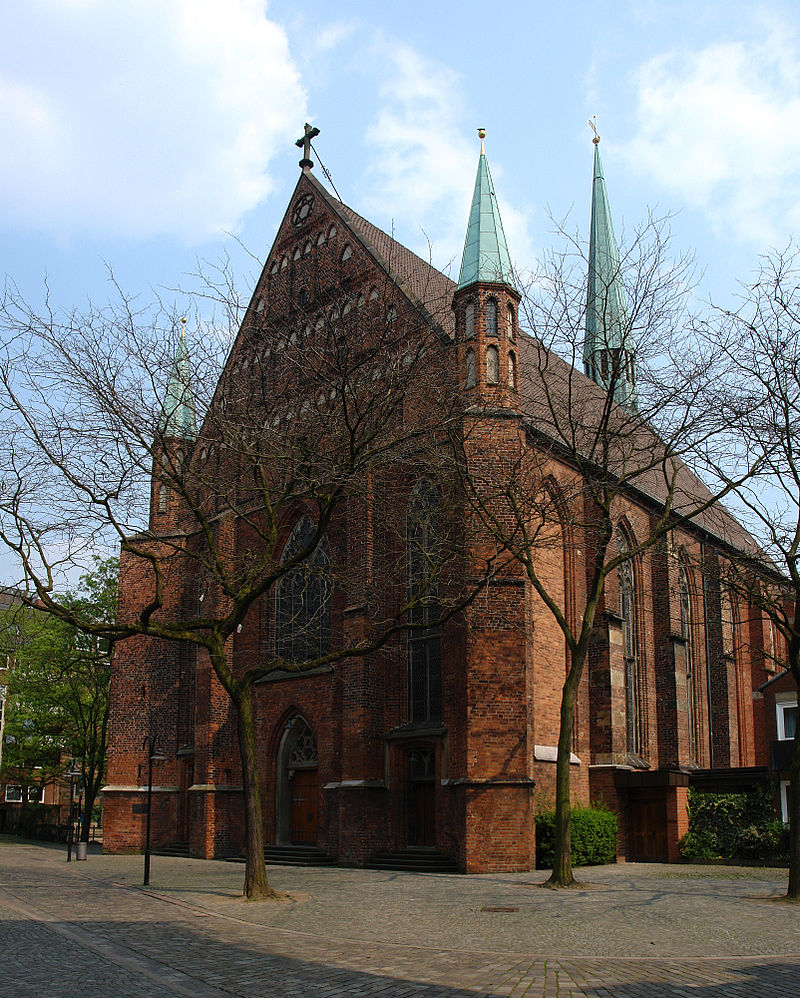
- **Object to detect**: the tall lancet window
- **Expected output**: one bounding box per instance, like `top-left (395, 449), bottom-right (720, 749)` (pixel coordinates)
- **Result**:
top-left (465, 348), bottom-right (476, 388)
top-left (679, 562), bottom-right (700, 762)
top-left (486, 298), bottom-right (498, 337)
top-left (617, 529), bottom-right (643, 756)
top-left (407, 481), bottom-right (442, 723)
top-left (275, 516), bottom-right (331, 664)
top-left (464, 302), bottom-right (475, 340)
top-left (486, 345), bottom-right (499, 385)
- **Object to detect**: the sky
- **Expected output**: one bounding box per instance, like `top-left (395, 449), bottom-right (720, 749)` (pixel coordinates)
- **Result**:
top-left (2, 0), bottom-right (800, 582)
top-left (3, 0), bottom-right (800, 314)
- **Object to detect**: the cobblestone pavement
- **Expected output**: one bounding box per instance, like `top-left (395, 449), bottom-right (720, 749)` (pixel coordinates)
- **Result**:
top-left (2, 838), bottom-right (800, 997)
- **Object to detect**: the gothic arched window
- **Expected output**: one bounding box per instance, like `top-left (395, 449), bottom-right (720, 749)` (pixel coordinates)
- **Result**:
top-left (679, 561), bottom-right (700, 762)
top-left (486, 298), bottom-right (498, 337)
top-left (506, 303), bottom-right (515, 341)
top-left (275, 516), bottom-right (331, 664)
top-left (617, 528), bottom-right (643, 756)
top-left (407, 481), bottom-right (442, 723)
top-left (465, 301), bottom-right (475, 340)
top-left (486, 345), bottom-right (499, 385)
top-left (508, 350), bottom-right (517, 390)
top-left (465, 348), bottom-right (475, 388)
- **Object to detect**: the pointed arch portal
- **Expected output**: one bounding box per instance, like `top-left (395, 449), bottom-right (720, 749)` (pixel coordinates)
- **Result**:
top-left (276, 716), bottom-right (319, 845)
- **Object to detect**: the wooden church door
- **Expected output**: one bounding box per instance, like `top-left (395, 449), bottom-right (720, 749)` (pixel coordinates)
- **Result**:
top-left (290, 770), bottom-right (318, 844)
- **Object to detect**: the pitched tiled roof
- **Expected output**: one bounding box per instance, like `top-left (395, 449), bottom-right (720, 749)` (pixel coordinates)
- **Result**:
top-left (309, 174), bottom-right (761, 559)
top-left (516, 334), bottom-right (761, 557)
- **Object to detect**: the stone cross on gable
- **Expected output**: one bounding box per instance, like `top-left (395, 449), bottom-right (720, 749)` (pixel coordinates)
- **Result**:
top-left (296, 123), bottom-right (320, 173)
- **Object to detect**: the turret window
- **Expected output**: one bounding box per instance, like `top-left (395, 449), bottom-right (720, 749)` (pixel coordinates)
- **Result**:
top-left (507, 304), bottom-right (515, 341)
top-left (486, 345), bottom-right (499, 385)
top-left (508, 351), bottom-right (517, 390)
top-left (465, 348), bottom-right (475, 388)
top-left (486, 299), bottom-right (498, 337)
top-left (465, 302), bottom-right (475, 340)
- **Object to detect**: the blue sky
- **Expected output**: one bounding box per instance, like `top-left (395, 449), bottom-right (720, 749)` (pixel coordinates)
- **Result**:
top-left (3, 0), bottom-right (800, 317)
top-left (2, 0), bottom-right (800, 585)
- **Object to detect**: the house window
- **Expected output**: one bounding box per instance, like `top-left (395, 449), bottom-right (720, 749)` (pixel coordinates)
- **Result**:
top-left (407, 481), bottom-right (442, 724)
top-left (486, 345), bottom-right (499, 385)
top-left (465, 348), bottom-right (475, 388)
top-left (4, 785), bottom-right (22, 803)
top-left (777, 697), bottom-right (798, 741)
top-left (486, 298), bottom-right (498, 336)
top-left (465, 302), bottom-right (475, 340)
top-left (780, 780), bottom-right (791, 824)
top-left (275, 516), bottom-right (331, 664)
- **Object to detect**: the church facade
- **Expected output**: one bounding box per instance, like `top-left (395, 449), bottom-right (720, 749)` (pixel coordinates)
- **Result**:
top-left (102, 131), bottom-right (786, 872)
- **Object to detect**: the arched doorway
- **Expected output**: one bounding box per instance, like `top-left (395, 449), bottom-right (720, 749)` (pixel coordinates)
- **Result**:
top-left (276, 717), bottom-right (319, 846)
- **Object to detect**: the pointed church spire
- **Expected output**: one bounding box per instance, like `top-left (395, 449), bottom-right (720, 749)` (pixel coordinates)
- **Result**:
top-left (584, 124), bottom-right (637, 409)
top-left (458, 130), bottom-right (515, 290)
top-left (160, 318), bottom-right (197, 440)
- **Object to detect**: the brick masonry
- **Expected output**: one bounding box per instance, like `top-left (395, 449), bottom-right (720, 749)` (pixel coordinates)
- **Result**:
top-left (103, 170), bottom-right (786, 871)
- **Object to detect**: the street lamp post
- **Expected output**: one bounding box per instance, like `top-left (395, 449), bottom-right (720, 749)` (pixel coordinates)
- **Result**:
top-left (65, 761), bottom-right (81, 862)
top-left (142, 736), bottom-right (166, 887)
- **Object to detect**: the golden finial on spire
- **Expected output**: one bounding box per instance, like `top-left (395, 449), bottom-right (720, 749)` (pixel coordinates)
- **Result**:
top-left (180, 316), bottom-right (186, 339)
top-left (589, 117), bottom-right (600, 144)
top-left (478, 127), bottom-right (486, 154)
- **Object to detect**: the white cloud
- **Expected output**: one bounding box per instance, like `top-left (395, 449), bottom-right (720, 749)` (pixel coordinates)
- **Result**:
top-left (622, 23), bottom-right (800, 245)
top-left (361, 37), bottom-right (535, 276)
top-left (0, 0), bottom-right (307, 242)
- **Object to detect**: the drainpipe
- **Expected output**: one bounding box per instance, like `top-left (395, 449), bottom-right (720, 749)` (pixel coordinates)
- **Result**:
top-left (701, 542), bottom-right (715, 769)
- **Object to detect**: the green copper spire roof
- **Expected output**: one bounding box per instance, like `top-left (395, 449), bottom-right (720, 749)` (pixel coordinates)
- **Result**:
top-left (584, 131), bottom-right (637, 409)
top-left (159, 319), bottom-right (197, 441)
top-left (457, 131), bottom-right (515, 290)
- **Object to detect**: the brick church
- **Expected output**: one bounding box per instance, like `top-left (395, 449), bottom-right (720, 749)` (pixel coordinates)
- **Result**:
top-left (102, 128), bottom-right (787, 871)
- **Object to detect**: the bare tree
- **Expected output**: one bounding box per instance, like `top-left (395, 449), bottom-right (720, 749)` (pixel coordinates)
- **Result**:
top-left (701, 245), bottom-right (800, 900)
top-left (451, 213), bottom-right (755, 886)
top-left (0, 244), bottom-right (496, 898)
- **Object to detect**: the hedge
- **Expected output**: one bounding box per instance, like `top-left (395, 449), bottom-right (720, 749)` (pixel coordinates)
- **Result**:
top-left (679, 785), bottom-right (788, 862)
top-left (536, 804), bottom-right (617, 869)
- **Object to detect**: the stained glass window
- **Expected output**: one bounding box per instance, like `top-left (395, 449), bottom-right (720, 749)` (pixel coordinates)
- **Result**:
top-left (407, 482), bottom-right (442, 723)
top-left (275, 516), bottom-right (331, 664)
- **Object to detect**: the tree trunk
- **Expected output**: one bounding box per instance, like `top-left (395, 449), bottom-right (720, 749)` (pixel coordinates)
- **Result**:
top-left (546, 654), bottom-right (582, 887)
top-left (234, 682), bottom-right (276, 899)
top-left (80, 787), bottom-right (95, 843)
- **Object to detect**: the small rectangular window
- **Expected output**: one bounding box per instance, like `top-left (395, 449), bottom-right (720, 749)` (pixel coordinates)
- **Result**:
top-left (780, 780), bottom-right (790, 824)
top-left (777, 699), bottom-right (798, 740)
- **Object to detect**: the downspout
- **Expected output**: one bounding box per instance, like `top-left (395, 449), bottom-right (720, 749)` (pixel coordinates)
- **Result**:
top-left (701, 542), bottom-right (715, 768)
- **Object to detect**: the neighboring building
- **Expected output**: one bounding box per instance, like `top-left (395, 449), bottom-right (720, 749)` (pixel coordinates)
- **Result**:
top-left (760, 668), bottom-right (799, 823)
top-left (0, 588), bottom-right (68, 835)
top-left (102, 130), bottom-right (785, 870)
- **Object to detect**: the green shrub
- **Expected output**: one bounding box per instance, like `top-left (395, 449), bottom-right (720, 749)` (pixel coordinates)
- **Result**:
top-left (680, 785), bottom-right (788, 862)
top-left (536, 804), bottom-right (617, 869)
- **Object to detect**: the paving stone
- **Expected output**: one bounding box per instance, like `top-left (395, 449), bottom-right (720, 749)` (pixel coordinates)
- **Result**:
top-left (1, 839), bottom-right (800, 996)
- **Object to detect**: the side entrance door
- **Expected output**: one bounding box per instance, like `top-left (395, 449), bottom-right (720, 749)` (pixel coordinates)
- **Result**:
top-left (290, 770), bottom-right (318, 844)
top-left (628, 793), bottom-right (668, 862)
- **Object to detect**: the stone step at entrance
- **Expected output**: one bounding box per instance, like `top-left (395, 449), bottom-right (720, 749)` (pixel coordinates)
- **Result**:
top-left (365, 849), bottom-right (460, 873)
top-left (153, 841), bottom-right (190, 858)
